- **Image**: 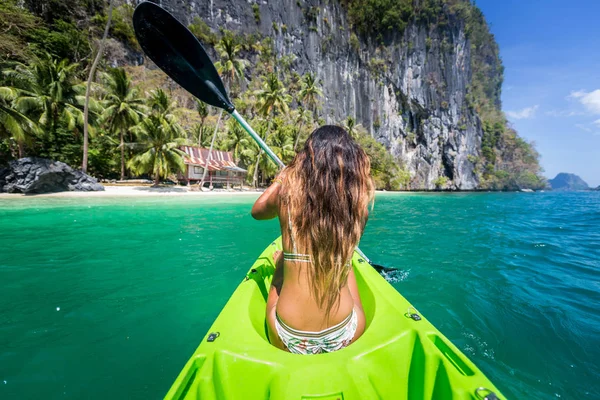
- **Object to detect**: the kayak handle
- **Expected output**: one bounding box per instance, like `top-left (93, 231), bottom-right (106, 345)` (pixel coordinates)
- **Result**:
top-left (475, 387), bottom-right (500, 400)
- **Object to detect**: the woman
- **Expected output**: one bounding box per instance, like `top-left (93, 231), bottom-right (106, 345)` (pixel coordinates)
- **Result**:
top-left (251, 125), bottom-right (374, 354)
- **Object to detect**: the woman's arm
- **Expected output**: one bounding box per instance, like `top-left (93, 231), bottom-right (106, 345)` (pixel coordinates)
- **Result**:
top-left (251, 181), bottom-right (282, 220)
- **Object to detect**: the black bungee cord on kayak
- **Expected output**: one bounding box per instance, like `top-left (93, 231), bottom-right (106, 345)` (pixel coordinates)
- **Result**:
top-left (131, 1), bottom-right (399, 276)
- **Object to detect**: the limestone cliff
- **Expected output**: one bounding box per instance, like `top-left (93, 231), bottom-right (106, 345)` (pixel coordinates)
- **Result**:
top-left (147, 0), bottom-right (504, 190)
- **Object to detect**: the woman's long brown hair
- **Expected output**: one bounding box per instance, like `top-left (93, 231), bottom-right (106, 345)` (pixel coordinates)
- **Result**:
top-left (281, 125), bottom-right (374, 316)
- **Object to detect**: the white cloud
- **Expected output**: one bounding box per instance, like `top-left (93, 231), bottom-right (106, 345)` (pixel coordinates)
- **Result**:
top-left (575, 124), bottom-right (592, 132)
top-left (593, 119), bottom-right (600, 127)
top-left (568, 89), bottom-right (600, 114)
top-left (545, 110), bottom-right (585, 117)
top-left (568, 90), bottom-right (586, 99)
top-left (506, 105), bottom-right (539, 120)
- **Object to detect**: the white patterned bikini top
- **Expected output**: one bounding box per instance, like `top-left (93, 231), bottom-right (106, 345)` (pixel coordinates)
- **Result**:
top-left (282, 203), bottom-right (351, 268)
top-left (282, 202), bottom-right (311, 263)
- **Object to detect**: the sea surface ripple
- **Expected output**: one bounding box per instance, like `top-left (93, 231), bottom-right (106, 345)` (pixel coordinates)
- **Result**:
top-left (0, 192), bottom-right (598, 399)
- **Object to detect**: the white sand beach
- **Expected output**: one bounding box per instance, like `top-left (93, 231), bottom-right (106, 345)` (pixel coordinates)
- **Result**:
top-left (0, 185), bottom-right (264, 198)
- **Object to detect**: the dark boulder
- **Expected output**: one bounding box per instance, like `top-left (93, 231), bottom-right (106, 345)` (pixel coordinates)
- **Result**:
top-left (1, 157), bottom-right (104, 194)
top-left (0, 167), bottom-right (9, 192)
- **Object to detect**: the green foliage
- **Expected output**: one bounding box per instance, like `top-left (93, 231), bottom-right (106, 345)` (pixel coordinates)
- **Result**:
top-left (368, 58), bottom-right (388, 80)
top-left (349, 33), bottom-right (360, 52)
top-left (0, 86), bottom-right (41, 156)
top-left (24, 0), bottom-right (100, 25)
top-left (4, 55), bottom-right (88, 136)
top-left (92, 4), bottom-right (139, 51)
top-left (128, 114), bottom-right (186, 185)
top-left (321, 35), bottom-right (333, 53)
top-left (391, 167), bottom-right (411, 190)
top-left (481, 119), bottom-right (503, 164)
top-left (189, 17), bottom-right (217, 46)
top-left (373, 117), bottom-right (381, 130)
top-left (303, 6), bottom-right (320, 24)
top-left (0, 0), bottom-right (39, 62)
top-left (433, 176), bottom-right (448, 189)
top-left (36, 123), bottom-right (84, 166)
top-left (348, 122), bottom-right (408, 190)
top-left (87, 129), bottom-right (119, 179)
top-left (254, 73), bottom-right (291, 117)
top-left (214, 31), bottom-right (249, 94)
top-left (345, 0), bottom-right (413, 37)
top-left (252, 4), bottom-right (261, 24)
top-left (479, 126), bottom-right (545, 191)
top-left (298, 73), bottom-right (322, 115)
top-left (100, 67), bottom-right (147, 179)
top-left (28, 20), bottom-right (91, 62)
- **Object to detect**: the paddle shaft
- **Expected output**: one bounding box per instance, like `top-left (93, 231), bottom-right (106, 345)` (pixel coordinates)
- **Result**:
top-left (230, 110), bottom-right (284, 169)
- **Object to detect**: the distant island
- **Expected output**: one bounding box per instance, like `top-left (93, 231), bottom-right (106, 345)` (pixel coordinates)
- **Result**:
top-left (549, 173), bottom-right (589, 191)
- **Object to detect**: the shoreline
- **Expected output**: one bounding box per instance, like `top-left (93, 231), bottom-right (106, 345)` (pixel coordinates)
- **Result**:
top-left (0, 187), bottom-right (578, 199)
top-left (0, 185), bottom-right (264, 198)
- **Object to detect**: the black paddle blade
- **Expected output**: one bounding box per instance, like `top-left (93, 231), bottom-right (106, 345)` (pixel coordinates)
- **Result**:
top-left (372, 264), bottom-right (398, 274)
top-left (132, 2), bottom-right (234, 112)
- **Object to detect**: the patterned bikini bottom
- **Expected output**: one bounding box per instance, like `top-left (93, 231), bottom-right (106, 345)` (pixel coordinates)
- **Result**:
top-left (275, 309), bottom-right (358, 355)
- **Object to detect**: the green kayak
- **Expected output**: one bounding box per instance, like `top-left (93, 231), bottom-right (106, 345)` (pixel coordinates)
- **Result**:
top-left (165, 239), bottom-right (504, 400)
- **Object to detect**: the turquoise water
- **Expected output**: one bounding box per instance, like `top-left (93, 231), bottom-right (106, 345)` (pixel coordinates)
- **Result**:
top-left (0, 192), bottom-right (599, 399)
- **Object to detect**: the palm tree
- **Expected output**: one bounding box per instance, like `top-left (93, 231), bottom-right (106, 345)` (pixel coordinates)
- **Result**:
top-left (292, 106), bottom-right (314, 151)
top-left (221, 117), bottom-right (251, 164)
top-left (190, 124), bottom-right (212, 148)
top-left (148, 88), bottom-right (177, 116)
top-left (298, 72), bottom-right (322, 117)
top-left (0, 87), bottom-right (41, 157)
top-left (252, 120), bottom-right (294, 185)
top-left (2, 54), bottom-right (100, 164)
top-left (204, 33), bottom-right (248, 188)
top-left (267, 119), bottom-right (296, 165)
top-left (344, 116), bottom-right (357, 138)
top-left (83, 0), bottom-right (115, 173)
top-left (198, 110), bottom-right (222, 189)
top-left (196, 100), bottom-right (208, 131)
top-left (254, 72), bottom-right (291, 117)
top-left (214, 32), bottom-right (249, 94)
top-left (128, 114), bottom-right (186, 186)
top-left (4, 54), bottom-right (91, 142)
top-left (252, 73), bottom-right (291, 187)
top-left (99, 68), bottom-right (146, 180)
top-left (245, 119), bottom-right (269, 187)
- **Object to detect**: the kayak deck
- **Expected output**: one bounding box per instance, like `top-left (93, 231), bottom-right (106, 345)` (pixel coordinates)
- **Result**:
top-left (165, 239), bottom-right (504, 399)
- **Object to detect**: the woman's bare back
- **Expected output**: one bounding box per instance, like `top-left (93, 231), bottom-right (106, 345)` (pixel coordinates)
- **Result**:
top-left (263, 202), bottom-right (366, 350)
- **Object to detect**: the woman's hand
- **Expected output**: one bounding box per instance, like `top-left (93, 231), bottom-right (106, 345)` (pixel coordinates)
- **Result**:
top-left (251, 169), bottom-right (285, 220)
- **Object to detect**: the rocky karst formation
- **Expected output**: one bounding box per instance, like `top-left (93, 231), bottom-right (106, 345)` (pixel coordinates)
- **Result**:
top-left (148, 0), bottom-right (504, 190)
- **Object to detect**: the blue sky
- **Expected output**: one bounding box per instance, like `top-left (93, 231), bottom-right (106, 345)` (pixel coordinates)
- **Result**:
top-left (476, 0), bottom-right (600, 187)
